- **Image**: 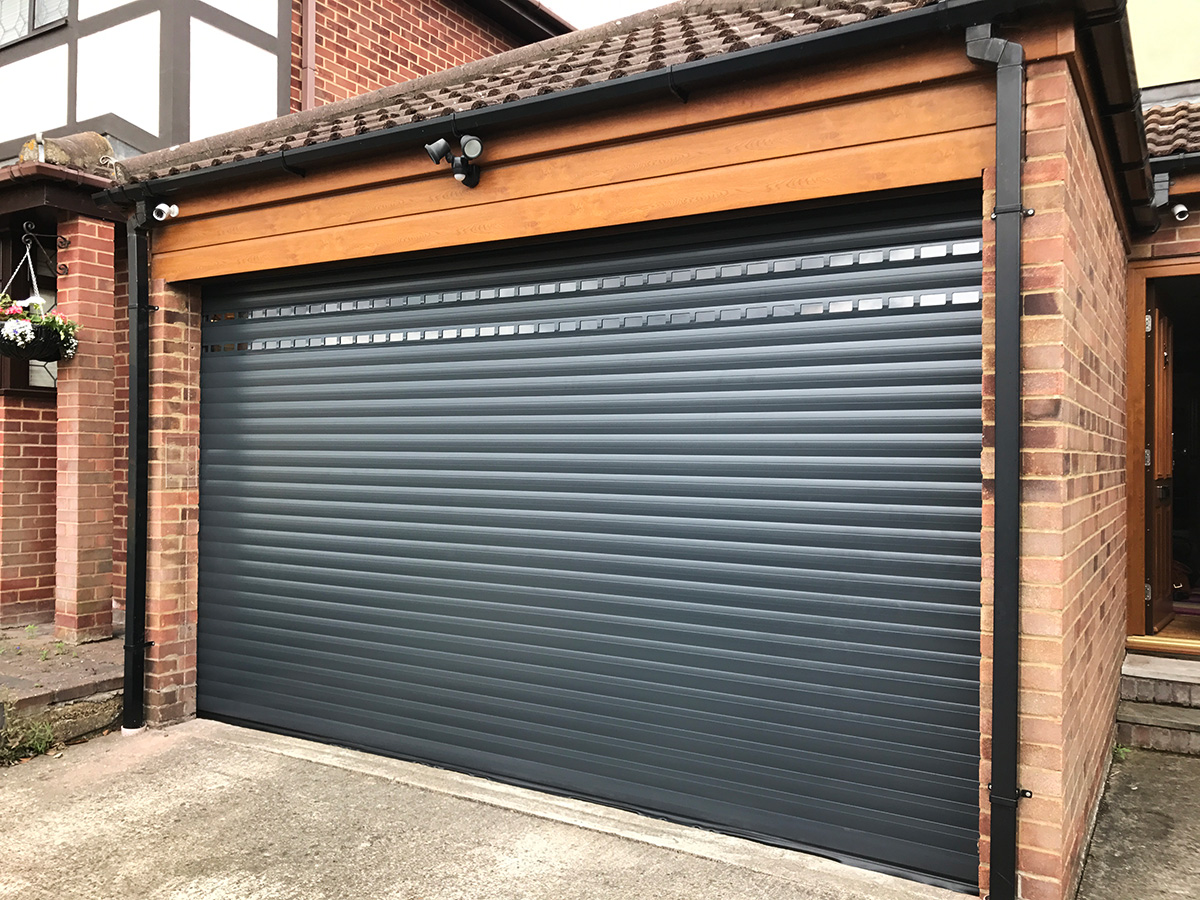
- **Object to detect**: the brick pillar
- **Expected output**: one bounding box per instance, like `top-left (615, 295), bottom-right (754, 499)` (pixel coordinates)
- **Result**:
top-left (978, 58), bottom-right (1129, 900)
top-left (144, 278), bottom-right (201, 724)
top-left (54, 214), bottom-right (116, 643)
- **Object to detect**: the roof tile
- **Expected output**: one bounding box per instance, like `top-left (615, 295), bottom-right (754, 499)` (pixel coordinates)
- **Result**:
top-left (123, 1), bottom-right (937, 182)
top-left (1145, 103), bottom-right (1200, 159)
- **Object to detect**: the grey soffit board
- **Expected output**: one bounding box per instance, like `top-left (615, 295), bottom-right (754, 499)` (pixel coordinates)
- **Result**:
top-left (197, 201), bottom-right (984, 891)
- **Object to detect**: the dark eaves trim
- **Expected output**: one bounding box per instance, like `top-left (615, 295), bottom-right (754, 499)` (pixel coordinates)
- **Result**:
top-left (100, 0), bottom-right (1077, 208)
top-left (461, 0), bottom-right (574, 41)
top-left (1075, 0), bottom-right (1158, 231)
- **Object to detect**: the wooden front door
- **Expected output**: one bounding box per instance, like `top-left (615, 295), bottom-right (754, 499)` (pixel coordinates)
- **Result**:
top-left (1148, 299), bottom-right (1175, 633)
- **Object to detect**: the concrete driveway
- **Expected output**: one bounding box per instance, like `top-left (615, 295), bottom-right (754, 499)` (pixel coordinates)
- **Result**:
top-left (1076, 748), bottom-right (1200, 900)
top-left (0, 718), bottom-right (962, 900)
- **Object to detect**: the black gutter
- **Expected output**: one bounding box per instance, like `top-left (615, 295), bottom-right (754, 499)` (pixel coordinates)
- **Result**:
top-left (461, 0), bottom-right (573, 42)
top-left (1076, 0), bottom-right (1157, 231)
top-left (101, 0), bottom-right (1071, 207)
top-left (1151, 150), bottom-right (1200, 175)
top-left (967, 23), bottom-right (1030, 900)
top-left (122, 201), bottom-right (152, 731)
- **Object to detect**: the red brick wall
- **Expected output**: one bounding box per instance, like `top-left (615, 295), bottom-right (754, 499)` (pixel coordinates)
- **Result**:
top-left (0, 395), bottom-right (56, 627)
top-left (114, 246), bottom-right (129, 609)
top-left (1131, 207), bottom-right (1200, 260)
top-left (289, 0), bottom-right (522, 111)
top-left (978, 57), bottom-right (1128, 900)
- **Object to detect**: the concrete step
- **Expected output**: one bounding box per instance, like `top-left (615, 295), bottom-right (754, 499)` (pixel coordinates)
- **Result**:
top-left (0, 624), bottom-right (124, 759)
top-left (1116, 700), bottom-right (1200, 755)
top-left (1120, 654), bottom-right (1200, 708)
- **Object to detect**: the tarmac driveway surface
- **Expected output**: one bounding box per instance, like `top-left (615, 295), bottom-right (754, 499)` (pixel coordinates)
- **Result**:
top-left (0, 718), bottom-right (962, 900)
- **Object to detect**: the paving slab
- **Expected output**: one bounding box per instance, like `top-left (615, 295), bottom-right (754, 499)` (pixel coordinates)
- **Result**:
top-left (1122, 654), bottom-right (1200, 686)
top-left (1076, 748), bottom-right (1200, 900)
top-left (0, 622), bottom-right (123, 712)
top-left (0, 718), bottom-right (962, 900)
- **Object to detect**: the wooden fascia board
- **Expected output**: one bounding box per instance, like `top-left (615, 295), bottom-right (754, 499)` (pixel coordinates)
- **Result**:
top-left (150, 38), bottom-right (1002, 282)
top-left (1169, 171), bottom-right (1200, 198)
top-left (161, 38), bottom-right (985, 221)
top-left (151, 125), bottom-right (994, 281)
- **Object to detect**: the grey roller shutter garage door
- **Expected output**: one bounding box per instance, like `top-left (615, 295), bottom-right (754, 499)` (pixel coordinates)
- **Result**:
top-left (198, 198), bottom-right (982, 890)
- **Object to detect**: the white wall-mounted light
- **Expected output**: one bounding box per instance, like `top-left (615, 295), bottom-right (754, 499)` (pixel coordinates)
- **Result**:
top-left (460, 134), bottom-right (483, 160)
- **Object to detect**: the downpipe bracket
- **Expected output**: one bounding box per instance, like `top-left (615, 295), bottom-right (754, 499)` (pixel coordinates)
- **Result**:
top-left (991, 206), bottom-right (1035, 219)
top-left (988, 783), bottom-right (1034, 809)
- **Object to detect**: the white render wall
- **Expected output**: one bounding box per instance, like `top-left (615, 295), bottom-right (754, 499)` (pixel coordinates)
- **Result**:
top-left (76, 12), bottom-right (161, 137)
top-left (0, 0), bottom-right (285, 153)
top-left (199, 0), bottom-right (278, 37)
top-left (0, 45), bottom-right (68, 142)
top-left (189, 17), bottom-right (278, 140)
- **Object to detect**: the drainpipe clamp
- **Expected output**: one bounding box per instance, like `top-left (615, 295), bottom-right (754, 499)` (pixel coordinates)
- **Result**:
top-left (991, 205), bottom-right (1035, 219)
top-left (988, 784), bottom-right (1034, 809)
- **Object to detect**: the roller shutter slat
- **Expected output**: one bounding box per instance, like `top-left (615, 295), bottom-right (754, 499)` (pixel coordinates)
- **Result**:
top-left (199, 203), bottom-right (982, 889)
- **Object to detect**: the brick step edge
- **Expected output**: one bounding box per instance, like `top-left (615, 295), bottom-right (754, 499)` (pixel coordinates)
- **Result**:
top-left (2, 689), bottom-right (123, 749)
top-left (1119, 675), bottom-right (1200, 709)
top-left (1117, 700), bottom-right (1200, 755)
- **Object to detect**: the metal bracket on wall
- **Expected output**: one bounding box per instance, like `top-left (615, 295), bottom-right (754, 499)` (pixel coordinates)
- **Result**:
top-left (987, 784), bottom-right (1034, 809)
top-left (22, 221), bottom-right (70, 275)
top-left (990, 206), bottom-right (1035, 220)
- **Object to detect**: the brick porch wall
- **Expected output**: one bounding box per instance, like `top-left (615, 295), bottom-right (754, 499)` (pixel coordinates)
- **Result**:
top-left (0, 395), bottom-right (56, 626)
top-left (289, 0), bottom-right (522, 112)
top-left (113, 246), bottom-right (129, 608)
top-left (977, 58), bottom-right (1128, 900)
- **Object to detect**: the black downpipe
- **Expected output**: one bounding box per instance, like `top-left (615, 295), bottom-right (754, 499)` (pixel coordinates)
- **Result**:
top-left (966, 23), bottom-right (1029, 900)
top-left (123, 202), bottom-right (152, 731)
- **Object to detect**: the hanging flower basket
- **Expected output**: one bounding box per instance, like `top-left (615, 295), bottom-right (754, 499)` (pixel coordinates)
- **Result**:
top-left (0, 296), bottom-right (80, 362)
top-left (1, 237), bottom-right (81, 362)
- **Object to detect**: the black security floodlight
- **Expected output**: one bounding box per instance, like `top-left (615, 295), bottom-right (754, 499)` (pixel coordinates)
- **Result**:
top-left (423, 135), bottom-right (483, 188)
top-left (451, 156), bottom-right (480, 188)
top-left (425, 138), bottom-right (452, 164)
top-left (460, 134), bottom-right (483, 160)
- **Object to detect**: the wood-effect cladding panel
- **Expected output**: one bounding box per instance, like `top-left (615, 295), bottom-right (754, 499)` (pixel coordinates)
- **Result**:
top-left (151, 44), bottom-right (996, 282)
